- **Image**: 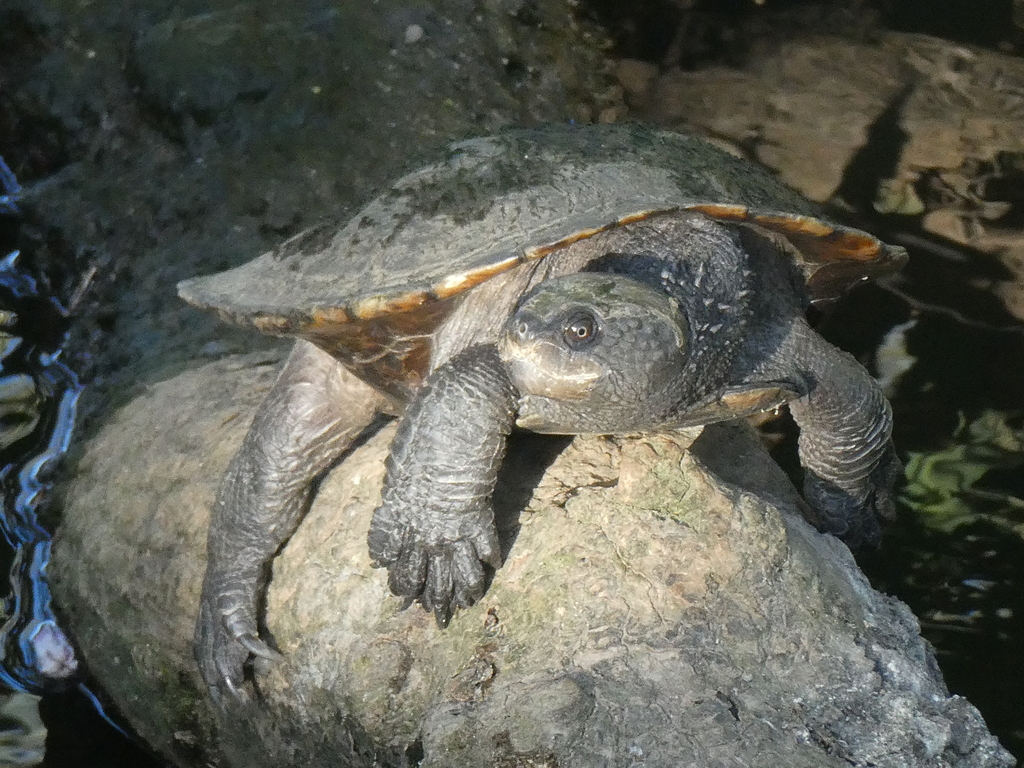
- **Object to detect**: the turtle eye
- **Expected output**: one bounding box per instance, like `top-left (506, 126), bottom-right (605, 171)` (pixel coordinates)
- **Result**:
top-left (562, 311), bottom-right (599, 349)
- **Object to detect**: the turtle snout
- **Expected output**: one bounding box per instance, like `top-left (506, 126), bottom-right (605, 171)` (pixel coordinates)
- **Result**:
top-left (506, 312), bottom-right (539, 346)
top-left (498, 311), bottom-right (540, 361)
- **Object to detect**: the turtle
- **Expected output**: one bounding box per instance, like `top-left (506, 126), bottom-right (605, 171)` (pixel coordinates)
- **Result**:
top-left (178, 123), bottom-right (906, 699)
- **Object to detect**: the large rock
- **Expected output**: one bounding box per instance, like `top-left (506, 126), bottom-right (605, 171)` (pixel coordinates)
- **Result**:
top-left (51, 351), bottom-right (1013, 767)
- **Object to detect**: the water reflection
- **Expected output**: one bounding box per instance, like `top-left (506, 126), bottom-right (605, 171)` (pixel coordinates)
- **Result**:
top-left (0, 159), bottom-right (81, 694)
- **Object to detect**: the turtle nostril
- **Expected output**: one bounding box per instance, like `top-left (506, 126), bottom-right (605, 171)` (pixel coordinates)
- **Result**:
top-left (516, 321), bottom-right (529, 339)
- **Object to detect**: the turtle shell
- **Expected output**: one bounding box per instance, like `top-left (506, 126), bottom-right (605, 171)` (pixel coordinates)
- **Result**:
top-left (179, 123), bottom-right (906, 396)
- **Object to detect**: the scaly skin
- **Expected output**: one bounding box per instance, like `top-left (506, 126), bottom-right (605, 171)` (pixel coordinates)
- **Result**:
top-left (367, 346), bottom-right (516, 626)
top-left (195, 340), bottom-right (387, 700)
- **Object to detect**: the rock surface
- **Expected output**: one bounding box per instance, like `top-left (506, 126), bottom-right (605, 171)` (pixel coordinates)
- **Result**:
top-left (52, 352), bottom-right (1013, 767)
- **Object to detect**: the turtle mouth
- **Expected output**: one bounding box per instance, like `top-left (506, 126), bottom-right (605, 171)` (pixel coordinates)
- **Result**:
top-left (497, 330), bottom-right (602, 401)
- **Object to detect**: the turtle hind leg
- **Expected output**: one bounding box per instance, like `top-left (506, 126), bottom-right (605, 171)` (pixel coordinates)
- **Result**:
top-left (195, 340), bottom-right (388, 700)
top-left (774, 318), bottom-right (901, 548)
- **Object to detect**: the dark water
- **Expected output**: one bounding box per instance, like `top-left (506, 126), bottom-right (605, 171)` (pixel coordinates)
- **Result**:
top-left (41, 689), bottom-right (162, 768)
top-left (0, 160), bottom-right (164, 766)
top-left (817, 236), bottom-right (1024, 759)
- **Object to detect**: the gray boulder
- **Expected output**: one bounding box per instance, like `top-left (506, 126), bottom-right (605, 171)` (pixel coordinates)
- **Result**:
top-left (51, 351), bottom-right (1013, 767)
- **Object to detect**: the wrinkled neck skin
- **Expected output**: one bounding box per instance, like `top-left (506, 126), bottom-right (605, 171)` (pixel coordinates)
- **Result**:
top-left (587, 212), bottom-right (757, 403)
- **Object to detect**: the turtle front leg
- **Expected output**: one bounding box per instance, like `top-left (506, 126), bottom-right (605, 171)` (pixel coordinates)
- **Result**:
top-left (196, 340), bottom-right (387, 700)
top-left (368, 345), bottom-right (517, 626)
top-left (776, 319), bottom-right (901, 547)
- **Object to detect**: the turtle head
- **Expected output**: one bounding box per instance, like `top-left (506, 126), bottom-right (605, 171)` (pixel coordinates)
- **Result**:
top-left (498, 272), bottom-right (689, 433)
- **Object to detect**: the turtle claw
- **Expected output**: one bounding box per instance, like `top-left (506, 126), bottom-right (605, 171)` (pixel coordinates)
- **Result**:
top-left (368, 501), bottom-right (501, 623)
top-left (195, 579), bottom-right (280, 701)
top-left (237, 633), bottom-right (282, 661)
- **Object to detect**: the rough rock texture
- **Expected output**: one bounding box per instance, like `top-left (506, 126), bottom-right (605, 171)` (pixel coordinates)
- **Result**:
top-left (52, 353), bottom-right (1013, 768)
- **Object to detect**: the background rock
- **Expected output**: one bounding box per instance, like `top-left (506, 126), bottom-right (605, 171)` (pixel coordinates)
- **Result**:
top-left (624, 30), bottom-right (1024, 322)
